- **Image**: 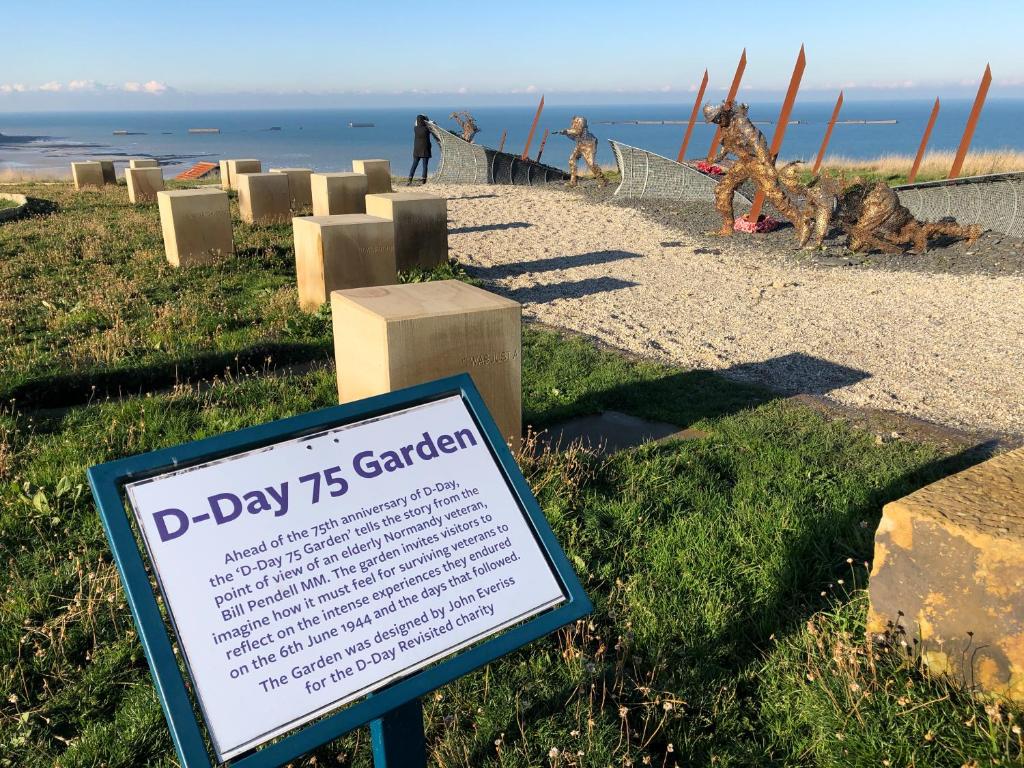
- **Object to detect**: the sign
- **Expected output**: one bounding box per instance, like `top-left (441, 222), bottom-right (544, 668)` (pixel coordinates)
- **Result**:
top-left (89, 375), bottom-right (590, 768)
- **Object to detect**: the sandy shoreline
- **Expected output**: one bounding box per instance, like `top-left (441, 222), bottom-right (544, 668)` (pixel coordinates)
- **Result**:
top-left (435, 182), bottom-right (1024, 438)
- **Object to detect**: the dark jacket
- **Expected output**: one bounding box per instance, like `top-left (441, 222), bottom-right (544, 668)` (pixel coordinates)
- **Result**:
top-left (413, 124), bottom-right (432, 158)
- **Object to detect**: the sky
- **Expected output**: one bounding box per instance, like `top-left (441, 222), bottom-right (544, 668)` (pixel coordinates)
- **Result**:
top-left (2, 0), bottom-right (1023, 111)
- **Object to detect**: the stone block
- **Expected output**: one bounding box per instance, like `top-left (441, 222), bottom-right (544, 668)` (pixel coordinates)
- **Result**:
top-left (99, 160), bottom-right (117, 184)
top-left (126, 167), bottom-right (165, 204)
top-left (311, 172), bottom-right (368, 216)
top-left (157, 188), bottom-right (234, 267)
top-left (269, 167), bottom-right (313, 210)
top-left (71, 161), bottom-right (104, 190)
top-left (331, 280), bottom-right (521, 448)
top-left (220, 159), bottom-right (261, 190)
top-left (293, 214), bottom-right (395, 311)
top-left (236, 172), bottom-right (291, 225)
top-left (365, 192), bottom-right (447, 271)
top-left (130, 158), bottom-right (160, 169)
top-left (868, 447), bottom-right (1024, 703)
top-left (352, 159), bottom-right (392, 194)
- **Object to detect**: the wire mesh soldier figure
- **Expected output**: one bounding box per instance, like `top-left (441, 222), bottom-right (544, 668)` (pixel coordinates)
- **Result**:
top-left (703, 101), bottom-right (804, 241)
top-left (554, 116), bottom-right (608, 187)
top-left (449, 111), bottom-right (480, 143)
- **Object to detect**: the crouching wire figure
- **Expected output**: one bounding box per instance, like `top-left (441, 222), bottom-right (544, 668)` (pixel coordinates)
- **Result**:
top-left (449, 111), bottom-right (479, 143)
top-left (554, 116), bottom-right (607, 187)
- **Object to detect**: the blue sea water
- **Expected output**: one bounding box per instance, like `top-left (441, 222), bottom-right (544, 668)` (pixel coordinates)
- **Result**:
top-left (2, 100), bottom-right (1023, 176)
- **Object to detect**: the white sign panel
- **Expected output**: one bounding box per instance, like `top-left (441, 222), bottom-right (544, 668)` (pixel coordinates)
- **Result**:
top-left (126, 396), bottom-right (566, 761)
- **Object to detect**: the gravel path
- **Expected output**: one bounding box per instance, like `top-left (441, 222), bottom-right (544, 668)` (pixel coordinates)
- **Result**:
top-left (435, 183), bottom-right (1024, 437)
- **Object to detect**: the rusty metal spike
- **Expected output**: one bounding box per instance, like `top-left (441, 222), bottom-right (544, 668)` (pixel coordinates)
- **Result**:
top-left (908, 97), bottom-right (940, 184)
top-left (678, 69), bottom-right (709, 163)
top-left (812, 90), bottom-right (843, 174)
top-left (707, 49), bottom-right (746, 162)
top-left (949, 64), bottom-right (992, 180)
top-left (536, 128), bottom-right (550, 162)
top-left (521, 95), bottom-right (545, 160)
top-left (747, 44), bottom-right (806, 223)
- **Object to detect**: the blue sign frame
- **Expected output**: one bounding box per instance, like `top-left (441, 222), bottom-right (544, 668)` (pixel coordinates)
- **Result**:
top-left (88, 373), bottom-right (592, 767)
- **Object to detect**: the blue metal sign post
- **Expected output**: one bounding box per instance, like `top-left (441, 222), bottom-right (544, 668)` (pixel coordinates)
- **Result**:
top-left (88, 374), bottom-right (591, 767)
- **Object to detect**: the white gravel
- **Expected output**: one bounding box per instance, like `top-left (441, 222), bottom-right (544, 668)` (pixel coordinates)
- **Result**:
top-left (435, 183), bottom-right (1024, 437)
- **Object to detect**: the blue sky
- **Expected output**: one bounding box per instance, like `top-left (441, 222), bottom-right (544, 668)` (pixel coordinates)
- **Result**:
top-left (2, 0), bottom-right (1022, 110)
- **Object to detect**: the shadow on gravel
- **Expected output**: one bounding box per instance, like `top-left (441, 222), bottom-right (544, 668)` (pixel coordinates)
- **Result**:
top-left (4, 341), bottom-right (333, 411)
top-left (449, 221), bottom-right (531, 234)
top-left (724, 352), bottom-right (870, 397)
top-left (470, 249), bottom-right (643, 279)
top-left (503, 276), bottom-right (639, 303)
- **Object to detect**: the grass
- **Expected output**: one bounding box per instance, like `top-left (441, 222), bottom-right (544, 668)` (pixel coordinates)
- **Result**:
top-left (0, 198), bottom-right (19, 211)
top-left (0, 181), bottom-right (1022, 766)
top-left (817, 149), bottom-right (1024, 186)
top-left (0, 180), bottom-right (474, 408)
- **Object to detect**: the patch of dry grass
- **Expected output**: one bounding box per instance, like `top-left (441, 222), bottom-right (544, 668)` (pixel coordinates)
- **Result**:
top-left (820, 149), bottom-right (1024, 184)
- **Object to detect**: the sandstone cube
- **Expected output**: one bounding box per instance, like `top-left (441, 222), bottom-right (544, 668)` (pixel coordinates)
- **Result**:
top-left (293, 214), bottom-right (395, 311)
top-left (71, 161), bottom-right (104, 190)
top-left (157, 188), bottom-right (234, 267)
top-left (331, 280), bottom-right (521, 448)
top-left (269, 167), bottom-right (313, 210)
top-left (352, 159), bottom-right (392, 194)
top-left (99, 160), bottom-right (117, 184)
top-left (236, 172), bottom-right (291, 225)
top-left (868, 446), bottom-right (1024, 703)
top-left (126, 167), bottom-right (165, 204)
top-left (130, 158), bottom-right (159, 169)
top-left (311, 172), bottom-right (367, 216)
top-left (220, 159), bottom-right (261, 190)
top-left (365, 192), bottom-right (447, 271)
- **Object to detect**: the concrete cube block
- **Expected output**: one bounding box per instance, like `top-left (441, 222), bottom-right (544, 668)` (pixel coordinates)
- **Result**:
top-left (293, 214), bottom-right (396, 311)
top-left (311, 172), bottom-right (368, 216)
top-left (365, 192), bottom-right (447, 271)
top-left (71, 161), bottom-right (104, 190)
top-left (868, 446), bottom-right (1024, 702)
top-left (220, 159), bottom-right (262, 190)
top-left (236, 172), bottom-right (291, 225)
top-left (269, 167), bottom-right (313, 210)
top-left (352, 159), bottom-right (393, 194)
top-left (157, 188), bottom-right (234, 267)
top-left (99, 160), bottom-right (117, 184)
top-left (331, 280), bottom-right (521, 448)
top-left (130, 158), bottom-right (160, 169)
top-left (126, 167), bottom-right (165, 204)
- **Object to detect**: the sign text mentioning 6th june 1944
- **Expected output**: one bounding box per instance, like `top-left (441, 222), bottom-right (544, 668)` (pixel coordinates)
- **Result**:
top-left (126, 396), bottom-right (566, 762)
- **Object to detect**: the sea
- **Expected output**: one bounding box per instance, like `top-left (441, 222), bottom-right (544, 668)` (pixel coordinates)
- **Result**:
top-left (2, 100), bottom-right (1023, 177)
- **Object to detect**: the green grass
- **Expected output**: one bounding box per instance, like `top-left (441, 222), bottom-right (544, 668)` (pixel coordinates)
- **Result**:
top-left (0, 198), bottom-right (19, 211)
top-left (1, 327), bottom-right (1021, 767)
top-left (0, 181), bottom-right (1021, 767)
top-left (0, 181), bottom-right (474, 408)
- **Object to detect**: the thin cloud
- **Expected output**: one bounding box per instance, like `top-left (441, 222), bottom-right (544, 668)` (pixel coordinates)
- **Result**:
top-left (39, 81), bottom-right (63, 92)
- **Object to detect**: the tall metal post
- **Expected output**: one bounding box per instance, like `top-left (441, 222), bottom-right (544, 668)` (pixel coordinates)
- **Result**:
top-left (907, 97), bottom-right (940, 183)
top-left (707, 49), bottom-right (747, 161)
top-left (497, 129), bottom-right (507, 153)
top-left (948, 64), bottom-right (992, 179)
top-left (746, 44), bottom-right (806, 223)
top-left (536, 128), bottom-right (550, 162)
top-left (677, 69), bottom-right (709, 163)
top-left (812, 90), bottom-right (843, 174)
top-left (370, 698), bottom-right (427, 768)
top-left (521, 95), bottom-right (545, 160)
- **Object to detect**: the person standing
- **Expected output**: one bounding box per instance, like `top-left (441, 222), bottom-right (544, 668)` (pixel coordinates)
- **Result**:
top-left (408, 115), bottom-right (439, 185)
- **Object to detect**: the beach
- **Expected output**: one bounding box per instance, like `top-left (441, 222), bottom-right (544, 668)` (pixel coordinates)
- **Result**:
top-left (437, 181), bottom-right (1024, 437)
